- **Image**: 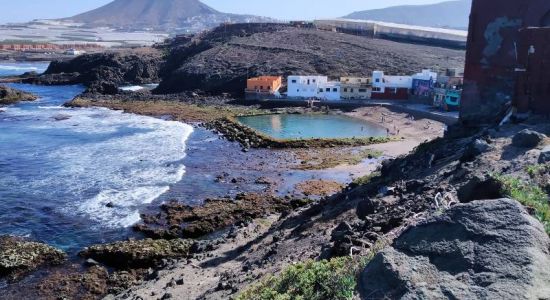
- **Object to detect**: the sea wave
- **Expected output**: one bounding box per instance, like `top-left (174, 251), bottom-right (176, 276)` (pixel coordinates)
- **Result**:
top-left (8, 103), bottom-right (194, 228)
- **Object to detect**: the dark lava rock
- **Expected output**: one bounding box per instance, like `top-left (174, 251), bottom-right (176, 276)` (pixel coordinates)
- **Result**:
top-left (539, 146), bottom-right (550, 164)
top-left (457, 175), bottom-right (503, 203)
top-left (356, 198), bottom-right (376, 219)
top-left (0, 85), bottom-right (37, 105)
top-left (79, 239), bottom-right (192, 269)
top-left (360, 199), bottom-right (550, 299)
top-left (31, 49), bottom-right (163, 94)
top-left (0, 235), bottom-right (66, 281)
top-left (460, 138), bottom-right (491, 162)
top-left (134, 193), bottom-right (306, 239)
top-left (512, 129), bottom-right (547, 148)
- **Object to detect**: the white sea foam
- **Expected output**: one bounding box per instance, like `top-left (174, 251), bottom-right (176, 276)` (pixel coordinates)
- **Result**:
top-left (8, 103), bottom-right (194, 228)
top-left (0, 65), bottom-right (39, 71)
top-left (119, 85), bottom-right (145, 92)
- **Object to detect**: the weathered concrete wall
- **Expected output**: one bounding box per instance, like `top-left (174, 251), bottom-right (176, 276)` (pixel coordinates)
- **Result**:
top-left (461, 0), bottom-right (550, 125)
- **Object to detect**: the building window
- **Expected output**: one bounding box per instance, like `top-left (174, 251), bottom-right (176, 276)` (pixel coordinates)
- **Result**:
top-left (375, 79), bottom-right (380, 83)
top-left (312, 79), bottom-right (316, 83)
top-left (260, 86), bottom-right (263, 90)
top-left (372, 87), bottom-right (381, 92)
top-left (350, 88), bottom-right (354, 93)
top-left (292, 80), bottom-right (297, 83)
top-left (333, 88), bottom-right (338, 92)
top-left (319, 88), bottom-right (323, 92)
top-left (326, 88), bottom-right (331, 92)
top-left (359, 89), bottom-right (367, 93)
top-left (343, 88), bottom-right (348, 92)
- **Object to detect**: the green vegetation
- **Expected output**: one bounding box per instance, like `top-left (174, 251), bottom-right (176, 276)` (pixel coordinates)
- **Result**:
top-left (493, 175), bottom-right (550, 234)
top-left (526, 164), bottom-right (550, 178)
top-left (236, 256), bottom-right (369, 300)
top-left (352, 171), bottom-right (381, 187)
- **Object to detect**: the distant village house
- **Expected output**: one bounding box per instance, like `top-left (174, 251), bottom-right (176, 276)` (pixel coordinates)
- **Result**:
top-left (245, 76), bottom-right (282, 100)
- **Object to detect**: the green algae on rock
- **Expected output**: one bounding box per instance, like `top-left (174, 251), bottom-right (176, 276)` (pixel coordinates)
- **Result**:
top-left (0, 235), bottom-right (66, 281)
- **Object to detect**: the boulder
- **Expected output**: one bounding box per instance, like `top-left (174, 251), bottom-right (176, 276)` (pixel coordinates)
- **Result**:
top-left (0, 235), bottom-right (66, 281)
top-left (79, 239), bottom-right (192, 269)
top-left (512, 129), bottom-right (546, 148)
top-left (460, 138), bottom-right (491, 162)
top-left (457, 175), bottom-right (503, 203)
top-left (356, 198), bottom-right (376, 219)
top-left (360, 199), bottom-right (550, 299)
top-left (539, 146), bottom-right (550, 164)
top-left (0, 85), bottom-right (37, 105)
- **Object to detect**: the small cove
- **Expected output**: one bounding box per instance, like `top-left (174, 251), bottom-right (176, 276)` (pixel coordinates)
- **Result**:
top-left (236, 114), bottom-right (388, 140)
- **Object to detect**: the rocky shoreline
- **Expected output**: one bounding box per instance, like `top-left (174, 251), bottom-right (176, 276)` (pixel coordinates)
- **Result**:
top-left (2, 98), bottom-right (550, 299)
top-left (0, 84), bottom-right (37, 105)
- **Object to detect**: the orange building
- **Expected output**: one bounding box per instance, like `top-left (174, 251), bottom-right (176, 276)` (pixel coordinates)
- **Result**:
top-left (246, 76), bottom-right (282, 93)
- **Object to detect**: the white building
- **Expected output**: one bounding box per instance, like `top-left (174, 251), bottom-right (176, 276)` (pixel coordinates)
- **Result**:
top-left (287, 75), bottom-right (341, 101)
top-left (412, 69), bottom-right (438, 82)
top-left (317, 81), bottom-right (341, 101)
top-left (287, 75), bottom-right (327, 98)
top-left (372, 71), bottom-right (412, 93)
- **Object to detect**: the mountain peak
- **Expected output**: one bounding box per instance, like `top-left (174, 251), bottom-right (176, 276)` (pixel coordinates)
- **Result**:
top-left (66, 0), bottom-right (261, 32)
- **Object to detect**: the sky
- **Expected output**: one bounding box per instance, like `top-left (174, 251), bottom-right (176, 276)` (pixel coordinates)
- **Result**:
top-left (0, 0), bottom-right (446, 24)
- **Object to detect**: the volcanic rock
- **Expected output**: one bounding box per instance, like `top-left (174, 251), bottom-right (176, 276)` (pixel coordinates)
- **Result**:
top-left (360, 199), bottom-right (550, 299)
top-left (0, 235), bottom-right (66, 281)
top-left (512, 129), bottom-right (546, 148)
top-left (30, 49), bottom-right (163, 94)
top-left (0, 85), bottom-right (37, 105)
top-left (539, 146), bottom-right (550, 164)
top-left (79, 239), bottom-right (192, 269)
top-left (356, 198), bottom-right (376, 219)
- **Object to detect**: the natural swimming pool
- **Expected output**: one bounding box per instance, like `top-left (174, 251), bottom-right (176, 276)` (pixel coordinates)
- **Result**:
top-left (236, 114), bottom-right (388, 139)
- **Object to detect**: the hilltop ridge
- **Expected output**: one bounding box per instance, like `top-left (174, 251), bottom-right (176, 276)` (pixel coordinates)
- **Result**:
top-left (65, 0), bottom-right (272, 32)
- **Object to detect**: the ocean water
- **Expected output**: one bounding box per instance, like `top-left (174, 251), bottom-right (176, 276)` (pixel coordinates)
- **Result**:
top-left (237, 114), bottom-right (388, 139)
top-left (0, 61), bottom-right (49, 77)
top-left (0, 64), bottom-right (193, 252)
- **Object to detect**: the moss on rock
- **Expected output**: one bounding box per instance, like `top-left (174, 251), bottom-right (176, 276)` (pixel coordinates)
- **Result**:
top-left (0, 235), bottom-right (66, 281)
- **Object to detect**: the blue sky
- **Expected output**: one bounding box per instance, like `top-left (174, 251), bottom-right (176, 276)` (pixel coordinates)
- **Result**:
top-left (0, 0), bottom-right (445, 24)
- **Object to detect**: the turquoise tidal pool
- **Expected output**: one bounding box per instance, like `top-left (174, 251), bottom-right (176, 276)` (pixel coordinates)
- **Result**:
top-left (236, 114), bottom-right (388, 139)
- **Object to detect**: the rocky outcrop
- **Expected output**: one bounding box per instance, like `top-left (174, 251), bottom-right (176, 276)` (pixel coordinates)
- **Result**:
top-left (512, 129), bottom-right (547, 148)
top-left (539, 145), bottom-right (550, 164)
top-left (79, 239), bottom-right (192, 269)
top-left (360, 199), bottom-right (550, 299)
top-left (134, 193), bottom-right (310, 239)
top-left (0, 236), bottom-right (66, 281)
top-left (25, 49), bottom-right (163, 94)
top-left (0, 85), bottom-right (37, 105)
top-left (155, 23), bottom-right (465, 95)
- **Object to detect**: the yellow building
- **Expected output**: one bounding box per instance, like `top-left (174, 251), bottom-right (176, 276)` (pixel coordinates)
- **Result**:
top-left (340, 77), bottom-right (372, 100)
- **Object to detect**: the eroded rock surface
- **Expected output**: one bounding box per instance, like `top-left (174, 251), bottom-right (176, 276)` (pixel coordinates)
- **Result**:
top-left (360, 199), bottom-right (550, 299)
top-left (0, 85), bottom-right (37, 105)
top-left (0, 235), bottom-right (66, 281)
top-left (79, 239), bottom-right (192, 269)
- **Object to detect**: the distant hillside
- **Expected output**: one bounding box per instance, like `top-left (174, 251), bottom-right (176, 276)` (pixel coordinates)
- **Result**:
top-left (155, 23), bottom-right (465, 95)
top-left (344, 0), bottom-right (471, 30)
top-left (65, 0), bottom-right (271, 32)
